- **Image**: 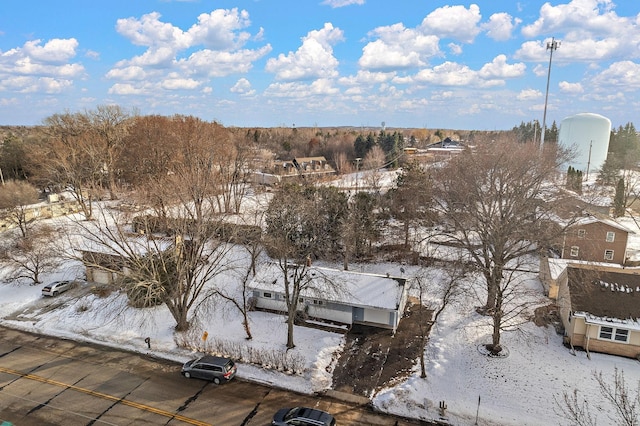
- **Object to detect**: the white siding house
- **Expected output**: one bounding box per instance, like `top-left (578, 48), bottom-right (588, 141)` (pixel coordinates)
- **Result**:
top-left (248, 263), bottom-right (408, 332)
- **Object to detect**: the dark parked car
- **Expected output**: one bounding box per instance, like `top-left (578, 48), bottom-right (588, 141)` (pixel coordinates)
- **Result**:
top-left (181, 355), bottom-right (236, 384)
top-left (272, 407), bottom-right (336, 426)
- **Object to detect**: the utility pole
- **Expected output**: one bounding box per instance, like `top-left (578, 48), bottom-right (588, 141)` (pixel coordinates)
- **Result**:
top-left (539, 37), bottom-right (560, 151)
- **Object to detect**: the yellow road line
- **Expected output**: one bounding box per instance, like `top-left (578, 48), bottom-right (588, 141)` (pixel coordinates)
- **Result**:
top-left (0, 366), bottom-right (211, 426)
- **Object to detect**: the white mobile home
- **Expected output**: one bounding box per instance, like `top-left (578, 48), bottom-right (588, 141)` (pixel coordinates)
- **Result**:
top-left (249, 263), bottom-right (408, 332)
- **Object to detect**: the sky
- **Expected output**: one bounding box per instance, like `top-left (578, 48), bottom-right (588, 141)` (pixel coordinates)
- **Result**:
top-left (0, 1), bottom-right (639, 130)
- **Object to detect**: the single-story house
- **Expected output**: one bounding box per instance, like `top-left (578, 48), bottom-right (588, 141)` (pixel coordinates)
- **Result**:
top-left (557, 265), bottom-right (640, 359)
top-left (248, 263), bottom-right (408, 332)
top-left (81, 235), bottom-right (175, 285)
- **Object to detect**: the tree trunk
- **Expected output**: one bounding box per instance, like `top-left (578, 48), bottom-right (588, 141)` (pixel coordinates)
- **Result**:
top-left (174, 314), bottom-right (189, 332)
top-left (420, 334), bottom-right (427, 378)
top-left (489, 294), bottom-right (503, 355)
top-left (286, 310), bottom-right (295, 349)
top-left (242, 312), bottom-right (252, 340)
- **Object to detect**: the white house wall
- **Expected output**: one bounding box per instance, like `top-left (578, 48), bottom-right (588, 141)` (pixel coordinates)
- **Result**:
top-left (363, 307), bottom-right (394, 327)
top-left (308, 303), bottom-right (352, 324)
top-left (251, 290), bottom-right (404, 328)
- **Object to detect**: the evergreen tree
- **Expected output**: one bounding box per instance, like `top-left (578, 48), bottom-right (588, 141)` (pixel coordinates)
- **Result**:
top-left (613, 178), bottom-right (625, 217)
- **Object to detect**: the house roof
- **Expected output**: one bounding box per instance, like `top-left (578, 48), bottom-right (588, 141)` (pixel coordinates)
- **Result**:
top-left (569, 215), bottom-right (634, 234)
top-left (568, 267), bottom-right (640, 321)
top-left (249, 263), bottom-right (406, 311)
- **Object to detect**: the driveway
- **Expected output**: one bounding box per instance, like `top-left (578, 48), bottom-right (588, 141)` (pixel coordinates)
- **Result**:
top-left (331, 299), bottom-right (424, 398)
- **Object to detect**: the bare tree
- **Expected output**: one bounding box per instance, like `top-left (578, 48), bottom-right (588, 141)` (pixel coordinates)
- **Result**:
top-left (264, 183), bottom-right (338, 349)
top-left (33, 112), bottom-right (101, 219)
top-left (0, 180), bottom-right (40, 237)
top-left (70, 205), bottom-right (237, 331)
top-left (362, 145), bottom-right (387, 192)
top-left (412, 260), bottom-right (466, 378)
top-left (211, 195), bottom-right (268, 340)
top-left (556, 368), bottom-right (640, 426)
top-left (432, 140), bottom-right (569, 354)
top-left (0, 225), bottom-right (60, 285)
top-left (87, 105), bottom-right (134, 200)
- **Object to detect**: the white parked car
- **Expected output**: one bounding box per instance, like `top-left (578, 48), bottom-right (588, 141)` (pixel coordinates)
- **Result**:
top-left (41, 280), bottom-right (74, 297)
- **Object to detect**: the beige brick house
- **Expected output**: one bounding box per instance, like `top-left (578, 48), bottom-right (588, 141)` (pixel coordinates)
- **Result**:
top-left (557, 265), bottom-right (640, 359)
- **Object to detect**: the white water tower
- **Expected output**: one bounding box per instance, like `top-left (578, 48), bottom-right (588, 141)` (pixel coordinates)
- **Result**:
top-left (558, 113), bottom-right (611, 176)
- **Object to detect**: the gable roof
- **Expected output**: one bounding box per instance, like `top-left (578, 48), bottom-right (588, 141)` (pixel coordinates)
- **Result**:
top-left (567, 267), bottom-right (640, 321)
top-left (568, 215), bottom-right (634, 234)
top-left (249, 263), bottom-right (406, 311)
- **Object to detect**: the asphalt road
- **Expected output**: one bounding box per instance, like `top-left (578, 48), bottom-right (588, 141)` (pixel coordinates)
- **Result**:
top-left (0, 326), bottom-right (427, 426)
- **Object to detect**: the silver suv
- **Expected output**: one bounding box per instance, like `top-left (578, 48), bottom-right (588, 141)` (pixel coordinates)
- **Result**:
top-left (42, 280), bottom-right (74, 297)
top-left (181, 355), bottom-right (236, 385)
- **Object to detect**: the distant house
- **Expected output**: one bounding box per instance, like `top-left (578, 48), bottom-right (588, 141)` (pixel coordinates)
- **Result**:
top-left (248, 263), bottom-right (408, 332)
top-left (275, 156), bottom-right (336, 178)
top-left (251, 156), bottom-right (336, 186)
top-left (557, 265), bottom-right (640, 359)
top-left (559, 216), bottom-right (632, 265)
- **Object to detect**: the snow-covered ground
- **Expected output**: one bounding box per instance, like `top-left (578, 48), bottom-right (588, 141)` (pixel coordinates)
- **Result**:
top-left (2, 171), bottom-right (640, 425)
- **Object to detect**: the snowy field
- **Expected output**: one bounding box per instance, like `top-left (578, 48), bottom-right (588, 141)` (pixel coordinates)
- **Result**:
top-left (2, 171), bottom-right (640, 425)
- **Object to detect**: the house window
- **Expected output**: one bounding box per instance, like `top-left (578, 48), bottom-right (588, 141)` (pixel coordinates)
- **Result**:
top-left (577, 229), bottom-right (586, 238)
top-left (570, 246), bottom-right (579, 257)
top-left (263, 292), bottom-right (272, 298)
top-left (606, 231), bottom-right (615, 242)
top-left (599, 326), bottom-right (629, 343)
top-left (604, 250), bottom-right (614, 261)
top-left (599, 326), bottom-right (613, 340)
top-left (615, 329), bottom-right (629, 342)
top-left (313, 299), bottom-right (324, 306)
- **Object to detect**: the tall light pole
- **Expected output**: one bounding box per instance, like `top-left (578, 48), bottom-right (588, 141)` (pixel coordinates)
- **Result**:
top-left (539, 37), bottom-right (560, 151)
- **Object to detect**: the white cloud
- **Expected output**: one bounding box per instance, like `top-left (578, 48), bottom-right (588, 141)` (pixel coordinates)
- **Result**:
top-left (108, 8), bottom-right (270, 93)
top-left (517, 88), bottom-right (542, 100)
top-left (339, 70), bottom-right (394, 87)
top-left (0, 76), bottom-right (73, 94)
top-left (413, 62), bottom-right (478, 86)
top-left (161, 77), bottom-right (201, 90)
top-left (558, 81), bottom-right (584, 94)
top-left (187, 8), bottom-right (252, 50)
top-left (522, 0), bottom-right (622, 38)
top-left (0, 38), bottom-right (84, 93)
top-left (106, 66), bottom-right (147, 81)
top-left (448, 43), bottom-right (462, 55)
top-left (180, 45), bottom-right (272, 78)
top-left (265, 23), bottom-right (343, 81)
top-left (22, 38), bottom-right (79, 63)
top-left (264, 79), bottom-right (340, 99)
top-left (230, 78), bottom-right (255, 95)
top-left (108, 83), bottom-right (147, 95)
top-left (420, 4), bottom-right (482, 43)
top-left (518, 0), bottom-right (640, 62)
top-left (482, 13), bottom-right (520, 41)
top-left (592, 60), bottom-right (640, 89)
top-left (479, 55), bottom-right (526, 79)
top-left (116, 12), bottom-right (189, 49)
top-left (320, 0), bottom-right (365, 8)
top-left (359, 23), bottom-right (439, 71)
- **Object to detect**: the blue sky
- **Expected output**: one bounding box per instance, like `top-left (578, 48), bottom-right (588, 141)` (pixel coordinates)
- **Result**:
top-left (1, 0), bottom-right (639, 130)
